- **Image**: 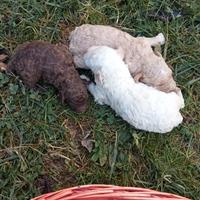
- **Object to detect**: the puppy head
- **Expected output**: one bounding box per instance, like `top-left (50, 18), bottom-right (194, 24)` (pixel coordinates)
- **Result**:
top-left (137, 50), bottom-right (178, 93)
top-left (60, 81), bottom-right (88, 113)
top-left (84, 46), bottom-right (124, 73)
top-left (84, 46), bottom-right (126, 85)
top-left (67, 94), bottom-right (88, 113)
top-left (61, 92), bottom-right (88, 113)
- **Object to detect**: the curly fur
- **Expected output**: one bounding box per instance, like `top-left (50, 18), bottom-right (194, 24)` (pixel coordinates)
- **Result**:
top-left (69, 24), bottom-right (178, 93)
top-left (84, 46), bottom-right (184, 133)
top-left (4, 41), bottom-right (88, 113)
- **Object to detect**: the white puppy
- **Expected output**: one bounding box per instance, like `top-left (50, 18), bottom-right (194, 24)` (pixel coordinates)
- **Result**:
top-left (84, 46), bottom-right (184, 133)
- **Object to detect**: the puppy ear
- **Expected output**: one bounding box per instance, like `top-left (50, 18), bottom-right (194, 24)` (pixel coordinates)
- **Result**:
top-left (95, 71), bottom-right (104, 85)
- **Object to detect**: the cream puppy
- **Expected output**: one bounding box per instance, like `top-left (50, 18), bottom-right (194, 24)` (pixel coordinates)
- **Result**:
top-left (84, 46), bottom-right (184, 133)
top-left (69, 24), bottom-right (178, 93)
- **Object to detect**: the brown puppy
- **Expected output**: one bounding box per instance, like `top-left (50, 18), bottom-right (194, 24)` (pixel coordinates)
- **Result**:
top-left (1, 41), bottom-right (88, 113)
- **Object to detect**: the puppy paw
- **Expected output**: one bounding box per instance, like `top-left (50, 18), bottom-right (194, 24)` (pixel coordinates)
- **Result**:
top-left (156, 33), bottom-right (165, 45)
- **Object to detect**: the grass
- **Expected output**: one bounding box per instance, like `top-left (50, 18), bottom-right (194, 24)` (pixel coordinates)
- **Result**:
top-left (0, 0), bottom-right (200, 199)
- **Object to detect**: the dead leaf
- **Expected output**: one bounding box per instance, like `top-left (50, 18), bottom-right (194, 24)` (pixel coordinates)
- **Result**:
top-left (81, 132), bottom-right (94, 153)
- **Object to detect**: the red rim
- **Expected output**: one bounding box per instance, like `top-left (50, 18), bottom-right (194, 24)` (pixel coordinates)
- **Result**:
top-left (32, 184), bottom-right (190, 200)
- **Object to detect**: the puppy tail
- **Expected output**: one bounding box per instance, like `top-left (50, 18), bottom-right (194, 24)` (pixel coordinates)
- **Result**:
top-left (0, 48), bottom-right (10, 72)
top-left (148, 33), bottom-right (165, 47)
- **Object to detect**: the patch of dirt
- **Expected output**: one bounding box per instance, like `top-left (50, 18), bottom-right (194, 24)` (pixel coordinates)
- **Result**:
top-left (34, 174), bottom-right (54, 194)
top-left (62, 117), bottom-right (93, 144)
top-left (183, 111), bottom-right (199, 124)
top-left (40, 154), bottom-right (77, 190)
top-left (34, 118), bottom-right (94, 194)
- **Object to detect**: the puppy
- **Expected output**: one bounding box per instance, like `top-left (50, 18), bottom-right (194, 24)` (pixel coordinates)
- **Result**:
top-left (1, 41), bottom-right (88, 113)
top-left (69, 24), bottom-right (178, 93)
top-left (84, 46), bottom-right (184, 133)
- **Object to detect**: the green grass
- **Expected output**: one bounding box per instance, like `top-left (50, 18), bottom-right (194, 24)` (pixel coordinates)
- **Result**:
top-left (0, 0), bottom-right (200, 199)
